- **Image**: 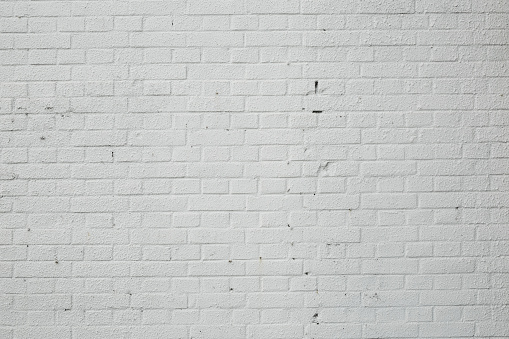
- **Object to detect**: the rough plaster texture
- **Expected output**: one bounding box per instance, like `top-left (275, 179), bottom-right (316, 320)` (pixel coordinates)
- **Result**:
top-left (1, 0), bottom-right (509, 338)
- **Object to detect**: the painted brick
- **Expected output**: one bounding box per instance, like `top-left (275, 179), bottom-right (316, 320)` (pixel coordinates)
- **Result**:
top-left (0, 1), bottom-right (507, 338)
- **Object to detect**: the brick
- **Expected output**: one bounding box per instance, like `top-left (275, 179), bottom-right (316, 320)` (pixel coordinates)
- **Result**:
top-left (2, 0), bottom-right (509, 335)
top-left (361, 193), bottom-right (417, 209)
top-left (364, 323), bottom-right (418, 338)
top-left (189, 196), bottom-right (245, 211)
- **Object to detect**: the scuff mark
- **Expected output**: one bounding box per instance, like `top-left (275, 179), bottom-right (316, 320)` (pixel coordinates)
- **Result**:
top-left (317, 161), bottom-right (331, 176)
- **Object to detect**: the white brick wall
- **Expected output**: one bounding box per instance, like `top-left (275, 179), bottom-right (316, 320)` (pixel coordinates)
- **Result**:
top-left (1, 0), bottom-right (508, 338)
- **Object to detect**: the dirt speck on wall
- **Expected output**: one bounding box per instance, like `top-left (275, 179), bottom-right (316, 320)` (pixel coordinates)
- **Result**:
top-left (1, 0), bottom-right (508, 338)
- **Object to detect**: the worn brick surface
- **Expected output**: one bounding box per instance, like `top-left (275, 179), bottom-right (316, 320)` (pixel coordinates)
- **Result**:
top-left (1, 0), bottom-right (509, 338)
